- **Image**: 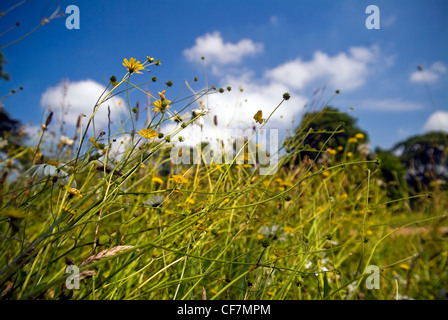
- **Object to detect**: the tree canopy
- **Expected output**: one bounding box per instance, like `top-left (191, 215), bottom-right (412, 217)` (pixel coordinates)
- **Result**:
top-left (391, 131), bottom-right (448, 192)
top-left (283, 106), bottom-right (369, 165)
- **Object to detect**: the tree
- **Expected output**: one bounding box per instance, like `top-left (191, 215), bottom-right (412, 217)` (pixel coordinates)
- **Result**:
top-left (374, 147), bottom-right (408, 200)
top-left (391, 131), bottom-right (448, 192)
top-left (0, 52), bottom-right (10, 81)
top-left (283, 106), bottom-right (369, 165)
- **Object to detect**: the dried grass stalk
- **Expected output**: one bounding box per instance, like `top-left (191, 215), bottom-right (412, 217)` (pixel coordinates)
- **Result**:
top-left (79, 269), bottom-right (96, 280)
top-left (80, 245), bottom-right (135, 267)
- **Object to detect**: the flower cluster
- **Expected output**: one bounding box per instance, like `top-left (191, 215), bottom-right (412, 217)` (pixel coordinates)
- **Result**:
top-left (152, 90), bottom-right (172, 113)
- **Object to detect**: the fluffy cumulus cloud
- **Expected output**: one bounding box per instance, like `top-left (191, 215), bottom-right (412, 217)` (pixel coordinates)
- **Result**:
top-left (162, 78), bottom-right (307, 149)
top-left (266, 45), bottom-right (379, 92)
top-left (423, 111), bottom-right (448, 132)
top-left (410, 61), bottom-right (447, 83)
top-left (161, 71), bottom-right (308, 151)
top-left (183, 31), bottom-right (263, 66)
top-left (175, 33), bottom-right (383, 152)
top-left (40, 79), bottom-right (126, 131)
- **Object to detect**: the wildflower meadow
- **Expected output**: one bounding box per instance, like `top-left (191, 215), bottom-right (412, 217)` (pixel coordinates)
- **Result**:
top-left (0, 1), bottom-right (447, 303)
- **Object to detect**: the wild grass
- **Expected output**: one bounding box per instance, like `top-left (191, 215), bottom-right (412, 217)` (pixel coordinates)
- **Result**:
top-left (0, 56), bottom-right (446, 300)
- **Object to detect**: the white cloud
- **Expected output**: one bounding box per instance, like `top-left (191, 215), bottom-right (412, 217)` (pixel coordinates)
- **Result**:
top-left (423, 111), bottom-right (448, 132)
top-left (160, 71), bottom-right (308, 154)
top-left (183, 31), bottom-right (263, 66)
top-left (358, 98), bottom-right (423, 111)
top-left (40, 79), bottom-right (126, 132)
top-left (177, 36), bottom-right (386, 152)
top-left (266, 45), bottom-right (379, 91)
top-left (410, 61), bottom-right (447, 83)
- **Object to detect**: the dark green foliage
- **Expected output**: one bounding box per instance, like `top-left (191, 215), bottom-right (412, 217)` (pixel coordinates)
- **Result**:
top-left (375, 147), bottom-right (408, 200)
top-left (391, 131), bottom-right (448, 192)
top-left (0, 52), bottom-right (10, 81)
top-left (284, 106), bottom-right (368, 164)
top-left (0, 109), bottom-right (26, 149)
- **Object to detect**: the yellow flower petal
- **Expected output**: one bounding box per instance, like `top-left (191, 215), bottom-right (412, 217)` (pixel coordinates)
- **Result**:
top-left (152, 177), bottom-right (164, 184)
top-left (253, 110), bottom-right (263, 124)
top-left (170, 174), bottom-right (188, 184)
top-left (138, 128), bottom-right (157, 140)
top-left (123, 57), bottom-right (145, 74)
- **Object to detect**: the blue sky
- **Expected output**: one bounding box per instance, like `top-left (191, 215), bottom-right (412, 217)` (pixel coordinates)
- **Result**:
top-left (1, 0), bottom-right (447, 151)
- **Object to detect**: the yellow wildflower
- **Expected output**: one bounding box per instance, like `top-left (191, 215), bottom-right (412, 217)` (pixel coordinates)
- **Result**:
top-left (62, 206), bottom-right (76, 215)
top-left (399, 264), bottom-right (410, 270)
top-left (253, 110), bottom-right (263, 124)
top-left (273, 249), bottom-right (285, 257)
top-left (316, 205), bottom-right (326, 213)
top-left (170, 175), bottom-right (188, 184)
top-left (355, 133), bottom-right (365, 140)
top-left (337, 146), bottom-right (344, 151)
top-left (68, 187), bottom-right (82, 198)
top-left (348, 137), bottom-right (358, 143)
top-left (152, 177), bottom-right (164, 184)
top-left (138, 128), bottom-right (157, 140)
top-left (152, 99), bottom-right (172, 113)
top-left (347, 152), bottom-right (353, 158)
top-left (158, 90), bottom-right (166, 101)
top-left (327, 148), bottom-right (337, 155)
top-left (275, 178), bottom-right (293, 188)
top-left (89, 137), bottom-right (107, 152)
top-left (284, 226), bottom-right (295, 234)
top-left (46, 160), bottom-right (60, 167)
top-left (122, 57), bottom-right (145, 74)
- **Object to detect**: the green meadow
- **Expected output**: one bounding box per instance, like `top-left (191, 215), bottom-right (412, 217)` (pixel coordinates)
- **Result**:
top-left (0, 54), bottom-right (447, 301)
